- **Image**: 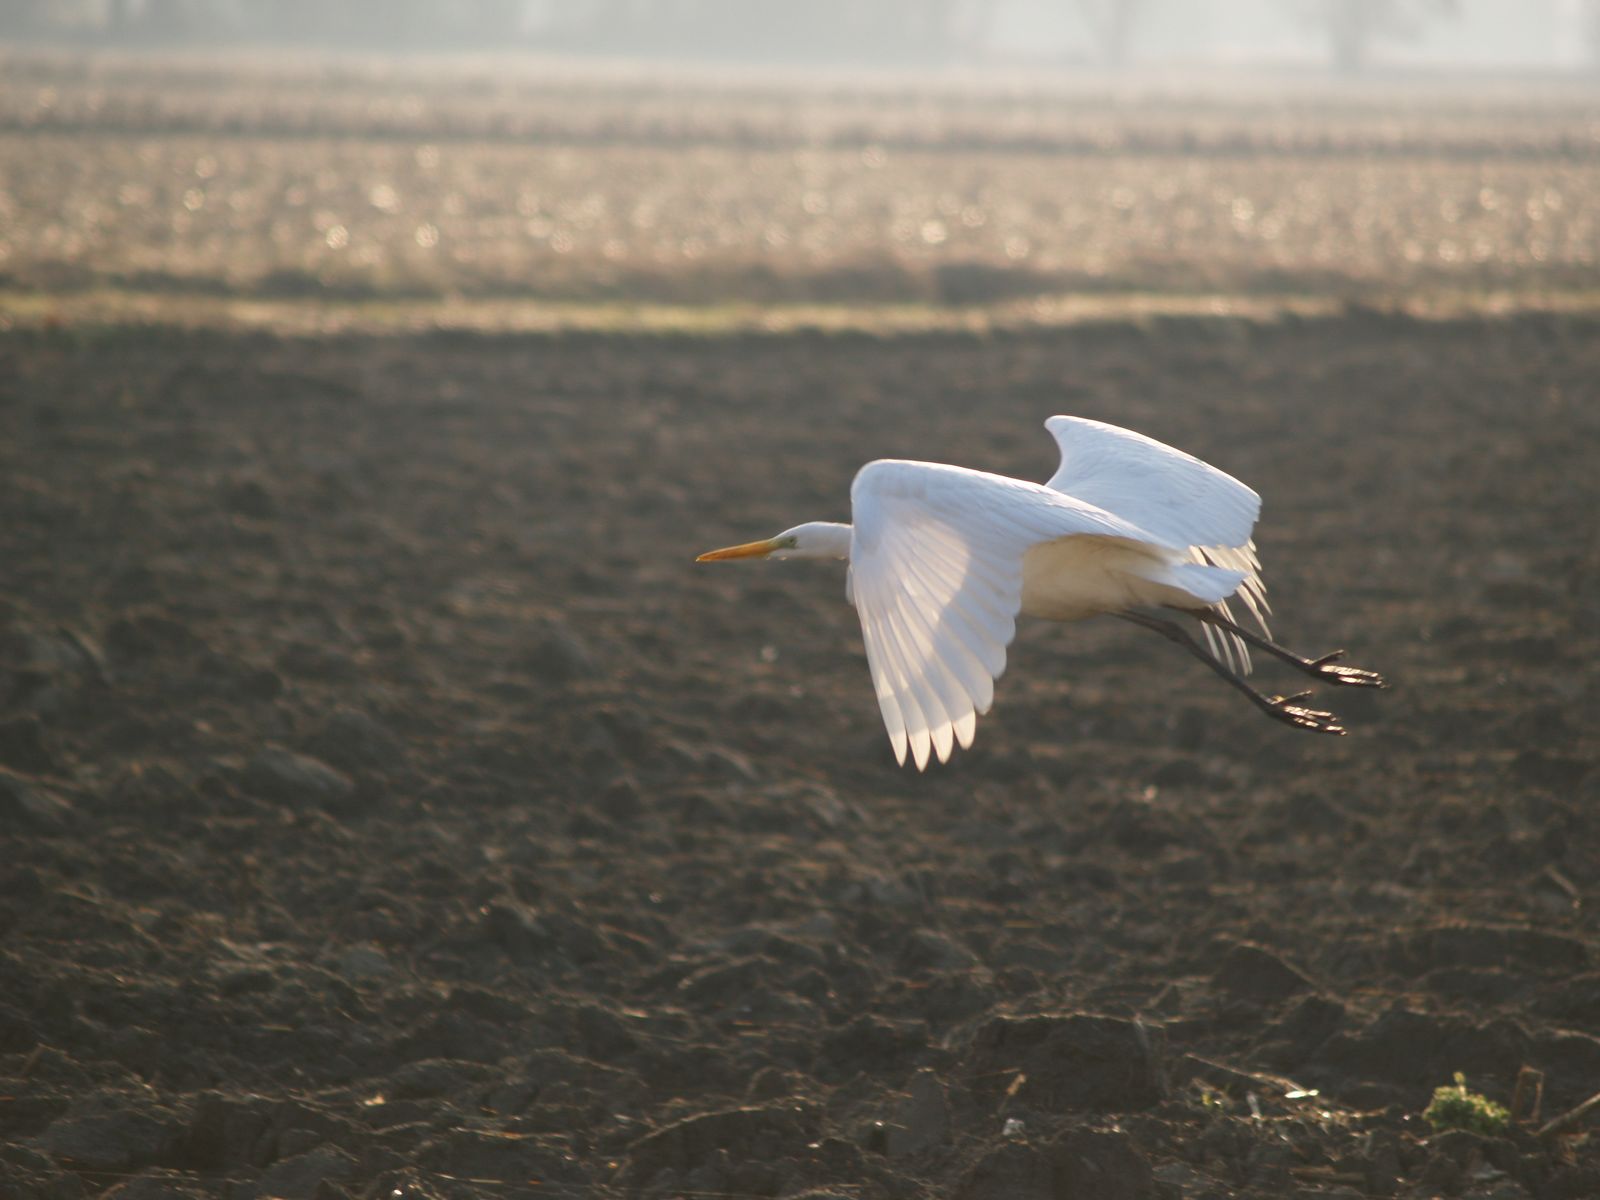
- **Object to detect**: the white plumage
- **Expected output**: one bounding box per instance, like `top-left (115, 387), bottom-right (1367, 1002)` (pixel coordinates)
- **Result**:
top-left (1042, 416), bottom-right (1270, 675)
top-left (698, 416), bottom-right (1381, 769)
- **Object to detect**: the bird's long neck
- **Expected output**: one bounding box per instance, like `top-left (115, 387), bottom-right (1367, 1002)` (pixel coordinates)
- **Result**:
top-left (795, 521), bottom-right (854, 559)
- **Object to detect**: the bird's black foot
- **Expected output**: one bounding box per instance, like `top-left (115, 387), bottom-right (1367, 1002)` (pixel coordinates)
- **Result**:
top-left (1264, 691), bottom-right (1346, 735)
top-left (1304, 650), bottom-right (1387, 689)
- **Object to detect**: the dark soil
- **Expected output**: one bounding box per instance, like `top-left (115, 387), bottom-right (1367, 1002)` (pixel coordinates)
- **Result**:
top-left (1, 312), bottom-right (1597, 1198)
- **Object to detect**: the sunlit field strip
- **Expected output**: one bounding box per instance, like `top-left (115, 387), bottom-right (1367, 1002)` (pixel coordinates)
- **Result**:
top-left (5, 285), bottom-right (1600, 336)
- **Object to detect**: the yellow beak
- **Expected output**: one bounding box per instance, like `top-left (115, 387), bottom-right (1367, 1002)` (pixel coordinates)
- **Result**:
top-left (696, 537), bottom-right (782, 562)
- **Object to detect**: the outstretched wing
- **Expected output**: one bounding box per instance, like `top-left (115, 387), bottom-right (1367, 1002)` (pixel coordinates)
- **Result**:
top-left (1044, 415), bottom-right (1259, 550)
top-left (1043, 416), bottom-right (1270, 669)
top-left (848, 459), bottom-right (1150, 770)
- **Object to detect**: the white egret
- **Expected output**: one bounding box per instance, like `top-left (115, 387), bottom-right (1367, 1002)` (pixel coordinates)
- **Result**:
top-left (698, 416), bottom-right (1384, 770)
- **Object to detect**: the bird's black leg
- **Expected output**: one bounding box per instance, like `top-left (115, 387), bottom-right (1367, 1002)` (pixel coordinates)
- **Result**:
top-left (1117, 611), bottom-right (1346, 735)
top-left (1189, 609), bottom-right (1387, 689)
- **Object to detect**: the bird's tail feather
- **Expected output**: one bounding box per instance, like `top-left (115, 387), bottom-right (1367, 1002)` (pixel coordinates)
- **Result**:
top-left (1164, 561), bottom-right (1253, 674)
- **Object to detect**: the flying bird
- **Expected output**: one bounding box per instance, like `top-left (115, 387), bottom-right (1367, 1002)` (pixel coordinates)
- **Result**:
top-left (697, 416), bottom-right (1384, 770)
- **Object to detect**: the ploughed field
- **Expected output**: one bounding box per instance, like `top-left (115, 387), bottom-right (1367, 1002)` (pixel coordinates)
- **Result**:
top-left (1, 52), bottom-right (1599, 1200)
top-left (3, 313), bottom-right (1599, 1199)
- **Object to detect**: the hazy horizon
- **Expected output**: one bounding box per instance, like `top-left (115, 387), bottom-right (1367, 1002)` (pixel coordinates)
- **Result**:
top-left (4, 0), bottom-right (1597, 76)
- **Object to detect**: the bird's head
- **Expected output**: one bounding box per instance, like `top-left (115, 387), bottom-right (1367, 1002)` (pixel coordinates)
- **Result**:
top-left (696, 521), bottom-right (851, 562)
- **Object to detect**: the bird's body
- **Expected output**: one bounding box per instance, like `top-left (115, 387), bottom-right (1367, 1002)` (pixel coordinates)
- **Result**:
top-left (699, 416), bottom-right (1382, 769)
top-left (1020, 531), bottom-right (1217, 622)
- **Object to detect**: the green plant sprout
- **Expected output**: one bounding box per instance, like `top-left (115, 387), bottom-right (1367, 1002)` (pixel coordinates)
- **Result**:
top-left (1424, 1073), bottom-right (1511, 1136)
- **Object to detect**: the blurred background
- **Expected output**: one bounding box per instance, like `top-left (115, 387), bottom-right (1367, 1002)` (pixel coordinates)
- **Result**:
top-left (1, 2), bottom-right (1596, 328)
top-left (3, 1), bottom-right (1599, 70)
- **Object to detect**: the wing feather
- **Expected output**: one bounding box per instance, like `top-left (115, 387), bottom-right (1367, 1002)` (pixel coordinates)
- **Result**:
top-left (888, 579), bottom-right (985, 759)
top-left (882, 593), bottom-right (955, 769)
top-left (894, 545), bottom-right (1003, 700)
top-left (870, 596), bottom-right (935, 768)
top-left (850, 458), bottom-right (1149, 768)
top-left (859, 625), bottom-right (910, 766)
